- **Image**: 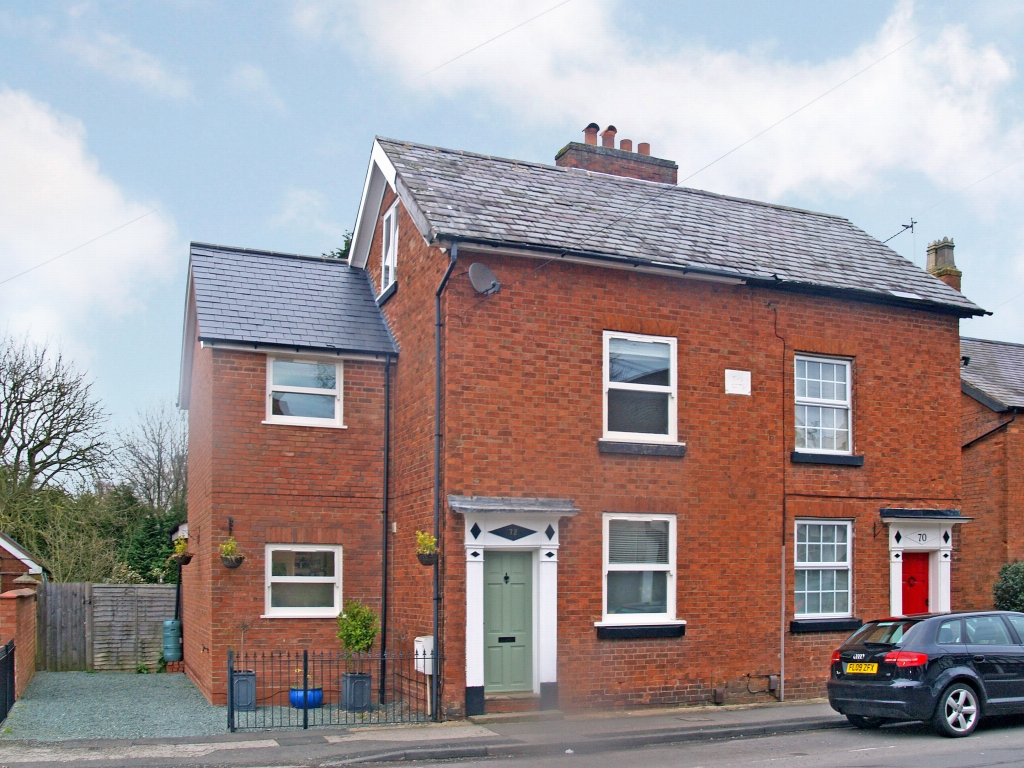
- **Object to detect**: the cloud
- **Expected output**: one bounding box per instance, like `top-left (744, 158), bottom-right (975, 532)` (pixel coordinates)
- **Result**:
top-left (293, 0), bottom-right (1024, 202)
top-left (272, 187), bottom-right (347, 241)
top-left (62, 32), bottom-right (192, 100)
top-left (227, 63), bottom-right (286, 112)
top-left (0, 88), bottom-right (179, 345)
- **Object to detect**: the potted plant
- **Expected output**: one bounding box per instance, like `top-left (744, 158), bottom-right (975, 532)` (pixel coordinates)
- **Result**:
top-left (415, 531), bottom-right (438, 566)
top-left (231, 618), bottom-right (257, 712)
top-left (220, 537), bottom-right (244, 569)
top-left (168, 536), bottom-right (193, 566)
top-left (289, 665), bottom-right (324, 709)
top-left (336, 600), bottom-right (379, 712)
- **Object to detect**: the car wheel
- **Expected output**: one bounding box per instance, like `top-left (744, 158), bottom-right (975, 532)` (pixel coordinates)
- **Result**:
top-left (846, 714), bottom-right (884, 729)
top-left (932, 682), bottom-right (980, 737)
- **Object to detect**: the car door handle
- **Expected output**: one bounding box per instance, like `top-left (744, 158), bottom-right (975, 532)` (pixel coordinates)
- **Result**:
top-left (973, 655), bottom-right (986, 662)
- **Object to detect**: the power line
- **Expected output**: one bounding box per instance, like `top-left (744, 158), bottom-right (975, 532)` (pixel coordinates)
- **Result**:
top-left (419, 0), bottom-right (573, 78)
top-left (882, 157), bottom-right (1021, 244)
top-left (0, 207), bottom-right (162, 288)
top-left (457, 4), bottom-right (974, 320)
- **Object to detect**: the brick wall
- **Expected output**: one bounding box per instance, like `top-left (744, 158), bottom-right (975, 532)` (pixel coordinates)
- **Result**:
top-left (957, 391), bottom-right (1023, 610)
top-left (0, 588), bottom-right (36, 698)
top-left (183, 339), bottom-right (387, 704)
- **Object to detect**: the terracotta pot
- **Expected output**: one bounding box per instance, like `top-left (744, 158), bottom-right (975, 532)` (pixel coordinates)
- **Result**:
top-left (221, 555), bottom-right (244, 569)
top-left (416, 552), bottom-right (438, 566)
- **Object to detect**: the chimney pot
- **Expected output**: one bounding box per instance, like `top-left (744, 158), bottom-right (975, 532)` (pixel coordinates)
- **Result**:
top-left (637, 142), bottom-right (651, 156)
top-left (600, 125), bottom-right (617, 148)
top-left (926, 237), bottom-right (962, 292)
top-left (619, 139), bottom-right (633, 152)
top-left (583, 123), bottom-right (599, 146)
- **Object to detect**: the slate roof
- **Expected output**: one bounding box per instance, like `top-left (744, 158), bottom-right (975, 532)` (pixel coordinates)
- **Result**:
top-left (189, 243), bottom-right (396, 356)
top-left (377, 138), bottom-right (985, 316)
top-left (960, 337), bottom-right (1024, 409)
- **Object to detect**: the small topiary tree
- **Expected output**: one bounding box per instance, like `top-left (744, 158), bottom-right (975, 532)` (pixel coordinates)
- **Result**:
top-left (993, 560), bottom-right (1024, 612)
top-left (336, 600), bottom-right (380, 654)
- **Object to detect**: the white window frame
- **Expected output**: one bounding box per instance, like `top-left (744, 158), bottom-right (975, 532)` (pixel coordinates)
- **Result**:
top-left (264, 356), bottom-right (345, 428)
top-left (381, 202), bottom-right (398, 293)
top-left (794, 354), bottom-right (852, 455)
top-left (264, 544), bottom-right (343, 619)
top-left (599, 513), bottom-right (677, 626)
top-left (602, 331), bottom-right (678, 444)
top-left (794, 520), bottom-right (852, 619)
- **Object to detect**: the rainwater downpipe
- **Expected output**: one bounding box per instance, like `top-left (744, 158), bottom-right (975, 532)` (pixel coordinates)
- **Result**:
top-left (433, 242), bottom-right (458, 720)
top-left (770, 303), bottom-right (787, 702)
top-left (380, 356), bottom-right (391, 705)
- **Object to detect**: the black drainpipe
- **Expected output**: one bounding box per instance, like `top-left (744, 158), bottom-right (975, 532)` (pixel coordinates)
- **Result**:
top-left (433, 242), bottom-right (458, 721)
top-left (380, 356), bottom-right (392, 705)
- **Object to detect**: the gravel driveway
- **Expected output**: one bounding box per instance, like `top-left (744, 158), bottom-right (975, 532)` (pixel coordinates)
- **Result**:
top-left (0, 672), bottom-right (226, 740)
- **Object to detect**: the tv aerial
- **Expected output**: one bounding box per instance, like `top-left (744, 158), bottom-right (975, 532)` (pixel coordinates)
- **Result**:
top-left (468, 263), bottom-right (501, 295)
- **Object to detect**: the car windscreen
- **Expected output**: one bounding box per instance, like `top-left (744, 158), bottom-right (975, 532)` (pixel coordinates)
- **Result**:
top-left (845, 620), bottom-right (920, 646)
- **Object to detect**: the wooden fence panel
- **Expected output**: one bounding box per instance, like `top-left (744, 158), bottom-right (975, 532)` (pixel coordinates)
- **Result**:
top-left (36, 583), bottom-right (89, 672)
top-left (36, 583), bottom-right (176, 672)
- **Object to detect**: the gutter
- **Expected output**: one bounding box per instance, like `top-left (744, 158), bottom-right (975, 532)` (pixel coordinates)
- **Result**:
top-left (436, 236), bottom-right (987, 318)
top-left (433, 242), bottom-right (459, 721)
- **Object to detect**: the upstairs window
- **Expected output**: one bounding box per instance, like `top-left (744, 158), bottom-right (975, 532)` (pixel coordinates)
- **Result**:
top-left (794, 355), bottom-right (851, 454)
top-left (381, 204), bottom-right (398, 293)
top-left (265, 358), bottom-right (343, 427)
top-left (603, 331), bottom-right (677, 443)
top-left (602, 513), bottom-right (677, 624)
top-left (795, 521), bottom-right (851, 618)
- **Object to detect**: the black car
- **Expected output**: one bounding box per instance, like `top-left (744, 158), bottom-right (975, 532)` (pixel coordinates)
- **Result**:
top-left (828, 611), bottom-right (1024, 737)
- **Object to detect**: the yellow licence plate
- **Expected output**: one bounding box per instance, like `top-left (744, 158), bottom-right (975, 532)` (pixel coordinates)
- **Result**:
top-left (845, 663), bottom-right (878, 674)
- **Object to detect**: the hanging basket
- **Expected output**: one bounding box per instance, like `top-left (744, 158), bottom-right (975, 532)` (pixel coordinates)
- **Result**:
top-left (416, 552), bottom-right (438, 566)
top-left (221, 555), bottom-right (245, 569)
top-left (170, 553), bottom-right (193, 566)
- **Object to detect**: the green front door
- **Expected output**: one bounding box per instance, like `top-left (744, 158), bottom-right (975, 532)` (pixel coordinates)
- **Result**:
top-left (484, 551), bottom-right (533, 693)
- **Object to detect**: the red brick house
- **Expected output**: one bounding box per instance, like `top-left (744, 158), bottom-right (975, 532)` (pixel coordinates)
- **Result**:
top-left (179, 126), bottom-right (988, 714)
top-left (956, 337), bottom-right (1024, 610)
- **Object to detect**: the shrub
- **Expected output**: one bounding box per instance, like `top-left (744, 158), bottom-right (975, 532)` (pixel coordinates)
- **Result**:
top-left (336, 600), bottom-right (379, 653)
top-left (993, 560), bottom-right (1024, 612)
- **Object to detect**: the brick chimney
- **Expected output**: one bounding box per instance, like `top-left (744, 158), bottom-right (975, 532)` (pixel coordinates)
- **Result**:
top-left (555, 123), bottom-right (678, 184)
top-left (926, 237), bottom-right (962, 292)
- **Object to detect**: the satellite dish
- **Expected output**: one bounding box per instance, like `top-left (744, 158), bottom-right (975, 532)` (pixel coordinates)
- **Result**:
top-left (468, 263), bottom-right (501, 295)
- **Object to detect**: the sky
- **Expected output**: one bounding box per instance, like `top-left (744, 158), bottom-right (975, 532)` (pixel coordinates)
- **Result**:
top-left (1, 0), bottom-right (1024, 431)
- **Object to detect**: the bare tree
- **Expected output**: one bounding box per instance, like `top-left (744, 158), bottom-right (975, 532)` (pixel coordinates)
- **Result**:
top-left (0, 335), bottom-right (107, 514)
top-left (115, 403), bottom-right (187, 514)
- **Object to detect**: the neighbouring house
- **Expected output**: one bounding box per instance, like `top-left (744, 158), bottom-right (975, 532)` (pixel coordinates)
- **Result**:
top-left (0, 533), bottom-right (45, 594)
top-left (178, 124), bottom-right (988, 713)
top-left (956, 336), bottom-right (1024, 610)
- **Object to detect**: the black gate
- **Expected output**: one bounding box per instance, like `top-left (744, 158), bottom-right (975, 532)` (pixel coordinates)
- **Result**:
top-left (228, 649), bottom-right (436, 731)
top-left (0, 641), bottom-right (16, 724)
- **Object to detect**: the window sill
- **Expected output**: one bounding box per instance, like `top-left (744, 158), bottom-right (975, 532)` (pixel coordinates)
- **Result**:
top-left (789, 617), bottom-right (862, 634)
top-left (790, 452), bottom-right (863, 466)
top-left (261, 613), bottom-right (339, 620)
top-left (599, 440), bottom-right (687, 457)
top-left (595, 621), bottom-right (686, 639)
top-left (262, 420), bottom-right (347, 430)
top-left (376, 281), bottom-right (397, 307)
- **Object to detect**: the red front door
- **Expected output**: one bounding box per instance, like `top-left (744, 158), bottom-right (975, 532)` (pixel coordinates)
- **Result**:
top-left (902, 552), bottom-right (930, 615)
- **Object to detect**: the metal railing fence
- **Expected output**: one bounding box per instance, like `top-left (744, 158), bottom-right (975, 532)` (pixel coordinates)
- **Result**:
top-left (0, 641), bottom-right (16, 724)
top-left (227, 648), bottom-right (437, 731)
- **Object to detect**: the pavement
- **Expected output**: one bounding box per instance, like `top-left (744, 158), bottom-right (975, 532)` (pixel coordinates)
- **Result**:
top-left (0, 698), bottom-right (850, 767)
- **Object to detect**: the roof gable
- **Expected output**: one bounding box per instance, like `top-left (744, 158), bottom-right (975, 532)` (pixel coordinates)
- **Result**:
top-left (350, 137), bottom-right (984, 317)
top-left (960, 337), bottom-right (1024, 410)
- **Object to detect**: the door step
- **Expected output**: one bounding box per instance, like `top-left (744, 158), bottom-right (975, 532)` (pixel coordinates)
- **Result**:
top-left (470, 708), bottom-right (564, 725)
top-left (483, 692), bottom-right (541, 714)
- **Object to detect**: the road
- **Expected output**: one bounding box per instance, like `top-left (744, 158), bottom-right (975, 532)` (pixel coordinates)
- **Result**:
top-left (420, 717), bottom-right (1024, 768)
